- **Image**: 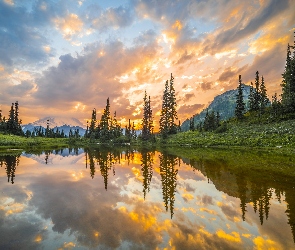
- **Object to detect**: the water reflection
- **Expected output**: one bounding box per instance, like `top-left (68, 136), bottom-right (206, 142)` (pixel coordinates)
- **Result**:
top-left (187, 151), bottom-right (295, 244)
top-left (0, 154), bottom-right (20, 184)
top-left (0, 148), bottom-right (294, 249)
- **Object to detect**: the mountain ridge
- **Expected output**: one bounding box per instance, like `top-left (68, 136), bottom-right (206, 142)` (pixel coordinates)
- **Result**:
top-left (181, 84), bottom-right (251, 131)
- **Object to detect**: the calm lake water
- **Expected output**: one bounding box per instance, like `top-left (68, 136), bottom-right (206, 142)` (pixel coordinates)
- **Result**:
top-left (0, 147), bottom-right (294, 249)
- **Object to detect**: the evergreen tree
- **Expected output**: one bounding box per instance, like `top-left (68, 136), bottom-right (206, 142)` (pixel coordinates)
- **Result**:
top-left (189, 117), bottom-right (195, 131)
top-left (168, 73), bottom-right (178, 134)
top-left (141, 91), bottom-right (153, 140)
top-left (100, 98), bottom-right (111, 142)
top-left (271, 93), bottom-right (282, 119)
top-left (148, 96), bottom-right (154, 137)
top-left (249, 82), bottom-right (255, 111)
top-left (235, 75), bottom-right (246, 120)
top-left (142, 91), bottom-right (150, 140)
top-left (7, 103), bottom-right (14, 133)
top-left (253, 71), bottom-right (261, 111)
top-left (159, 80), bottom-right (170, 138)
top-left (89, 108), bottom-right (97, 138)
top-left (260, 76), bottom-right (269, 113)
top-left (159, 73), bottom-right (178, 138)
top-left (281, 37), bottom-right (295, 113)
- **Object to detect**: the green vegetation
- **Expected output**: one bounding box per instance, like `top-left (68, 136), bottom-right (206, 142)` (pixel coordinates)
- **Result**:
top-left (163, 119), bottom-right (295, 149)
top-left (0, 133), bottom-right (69, 151)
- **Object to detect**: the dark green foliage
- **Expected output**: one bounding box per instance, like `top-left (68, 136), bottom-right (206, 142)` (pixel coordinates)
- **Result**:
top-left (2, 101), bottom-right (23, 136)
top-left (281, 40), bottom-right (295, 113)
top-left (270, 93), bottom-right (283, 120)
top-left (159, 73), bottom-right (178, 138)
top-left (197, 110), bottom-right (221, 132)
top-left (141, 151), bottom-right (154, 199)
top-left (235, 75), bottom-right (246, 120)
top-left (141, 91), bottom-right (154, 140)
top-left (260, 76), bottom-right (269, 113)
top-left (252, 71), bottom-right (261, 111)
top-left (85, 98), bottom-right (123, 142)
top-left (189, 117), bottom-right (195, 131)
top-left (100, 98), bottom-right (111, 142)
top-left (159, 152), bottom-right (178, 218)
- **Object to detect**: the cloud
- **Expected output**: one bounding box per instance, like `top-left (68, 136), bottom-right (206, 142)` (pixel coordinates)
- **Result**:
top-left (54, 13), bottom-right (84, 40)
top-left (204, 0), bottom-right (290, 52)
top-left (201, 195), bottom-right (214, 206)
top-left (28, 173), bottom-right (162, 249)
top-left (88, 5), bottom-right (134, 32)
top-left (177, 103), bottom-right (204, 117)
top-left (0, 2), bottom-right (50, 68)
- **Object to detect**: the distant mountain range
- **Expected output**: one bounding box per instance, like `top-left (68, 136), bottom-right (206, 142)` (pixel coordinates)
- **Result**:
top-left (181, 84), bottom-right (251, 131)
top-left (22, 116), bottom-right (86, 136)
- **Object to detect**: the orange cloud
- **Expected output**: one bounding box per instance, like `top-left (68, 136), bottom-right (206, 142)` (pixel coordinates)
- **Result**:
top-left (54, 14), bottom-right (83, 40)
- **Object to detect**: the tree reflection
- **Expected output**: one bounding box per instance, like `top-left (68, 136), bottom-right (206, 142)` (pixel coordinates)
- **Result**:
top-left (140, 150), bottom-right (154, 199)
top-left (0, 154), bottom-right (20, 184)
top-left (159, 153), bottom-right (178, 219)
top-left (187, 151), bottom-right (295, 242)
top-left (85, 148), bottom-right (121, 190)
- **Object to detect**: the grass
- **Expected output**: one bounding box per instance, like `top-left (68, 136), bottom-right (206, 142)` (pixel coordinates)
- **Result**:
top-left (164, 119), bottom-right (295, 149)
top-left (0, 133), bottom-right (69, 152)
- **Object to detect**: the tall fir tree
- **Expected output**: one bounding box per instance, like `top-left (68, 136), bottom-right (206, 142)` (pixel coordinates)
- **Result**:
top-left (7, 103), bottom-right (15, 133)
top-left (253, 71), bottom-right (261, 111)
top-left (168, 73), bottom-right (178, 134)
top-left (159, 80), bottom-right (170, 138)
top-left (89, 108), bottom-right (97, 139)
top-left (148, 96), bottom-right (154, 137)
top-left (235, 75), bottom-right (246, 120)
top-left (281, 35), bottom-right (295, 113)
top-left (159, 73), bottom-right (178, 138)
top-left (249, 82), bottom-right (255, 111)
top-left (100, 98), bottom-right (111, 141)
top-left (142, 91), bottom-right (150, 140)
top-left (260, 76), bottom-right (269, 113)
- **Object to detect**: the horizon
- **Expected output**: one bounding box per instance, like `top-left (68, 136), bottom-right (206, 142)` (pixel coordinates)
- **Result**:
top-left (0, 0), bottom-right (294, 129)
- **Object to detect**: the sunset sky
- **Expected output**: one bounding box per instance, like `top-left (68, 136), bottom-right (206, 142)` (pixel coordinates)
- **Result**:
top-left (0, 0), bottom-right (294, 128)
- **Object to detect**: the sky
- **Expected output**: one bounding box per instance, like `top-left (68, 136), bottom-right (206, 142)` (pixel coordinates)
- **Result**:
top-left (0, 0), bottom-right (294, 128)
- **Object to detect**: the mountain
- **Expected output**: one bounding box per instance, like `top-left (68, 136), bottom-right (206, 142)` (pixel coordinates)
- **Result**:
top-left (181, 84), bottom-right (251, 131)
top-left (22, 116), bottom-right (86, 136)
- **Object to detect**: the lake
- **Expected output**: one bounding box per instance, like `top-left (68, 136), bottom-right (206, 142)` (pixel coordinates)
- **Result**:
top-left (0, 147), bottom-right (294, 249)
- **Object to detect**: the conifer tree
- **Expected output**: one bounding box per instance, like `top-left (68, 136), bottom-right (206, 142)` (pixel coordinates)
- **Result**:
top-left (148, 96), bottom-right (154, 137)
top-left (281, 36), bottom-right (295, 113)
top-left (249, 82), bottom-right (255, 111)
top-left (7, 103), bottom-right (17, 134)
top-left (189, 117), bottom-right (195, 131)
top-left (159, 80), bottom-right (170, 138)
top-left (253, 71), bottom-right (261, 111)
top-left (100, 98), bottom-right (111, 142)
top-left (141, 91), bottom-right (153, 140)
top-left (89, 108), bottom-right (97, 138)
top-left (168, 73), bottom-right (178, 134)
top-left (142, 91), bottom-right (150, 140)
top-left (159, 73), bottom-right (178, 138)
top-left (260, 76), bottom-right (269, 113)
top-left (235, 75), bottom-right (246, 120)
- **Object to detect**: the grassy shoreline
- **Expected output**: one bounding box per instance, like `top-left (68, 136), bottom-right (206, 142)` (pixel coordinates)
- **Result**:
top-left (1, 119), bottom-right (294, 153)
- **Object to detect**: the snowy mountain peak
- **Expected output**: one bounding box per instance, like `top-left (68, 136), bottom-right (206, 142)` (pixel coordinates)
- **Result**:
top-left (26, 116), bottom-right (85, 128)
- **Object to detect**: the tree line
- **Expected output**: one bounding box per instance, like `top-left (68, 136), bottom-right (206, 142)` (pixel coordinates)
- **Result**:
top-left (234, 34), bottom-right (295, 122)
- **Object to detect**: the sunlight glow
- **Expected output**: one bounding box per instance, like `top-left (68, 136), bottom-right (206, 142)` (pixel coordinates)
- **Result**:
top-left (172, 20), bottom-right (183, 30)
top-left (4, 0), bottom-right (14, 5)
top-left (34, 235), bottom-right (43, 243)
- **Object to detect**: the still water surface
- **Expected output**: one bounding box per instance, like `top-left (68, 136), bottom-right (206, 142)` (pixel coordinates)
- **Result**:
top-left (0, 147), bottom-right (294, 249)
